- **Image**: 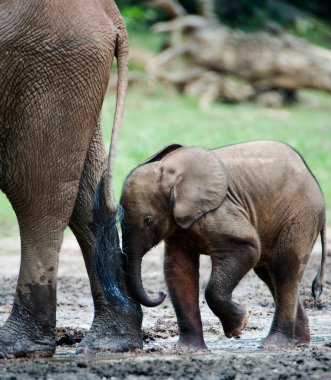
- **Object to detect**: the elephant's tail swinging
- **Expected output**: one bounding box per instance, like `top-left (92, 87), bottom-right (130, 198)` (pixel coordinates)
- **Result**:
top-left (311, 221), bottom-right (327, 300)
top-left (93, 18), bottom-right (129, 304)
top-left (104, 24), bottom-right (129, 213)
top-left (93, 179), bottom-right (130, 305)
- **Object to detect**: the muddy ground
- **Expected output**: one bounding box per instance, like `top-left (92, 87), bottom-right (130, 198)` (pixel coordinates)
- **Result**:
top-left (0, 230), bottom-right (330, 379)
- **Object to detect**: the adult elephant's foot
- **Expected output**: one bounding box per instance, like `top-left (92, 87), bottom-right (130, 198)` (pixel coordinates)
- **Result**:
top-left (75, 303), bottom-right (143, 355)
top-left (75, 328), bottom-right (142, 355)
top-left (0, 318), bottom-right (56, 359)
top-left (260, 332), bottom-right (295, 350)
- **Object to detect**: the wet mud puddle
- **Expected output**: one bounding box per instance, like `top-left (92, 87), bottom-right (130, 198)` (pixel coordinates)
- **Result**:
top-left (53, 334), bottom-right (331, 363)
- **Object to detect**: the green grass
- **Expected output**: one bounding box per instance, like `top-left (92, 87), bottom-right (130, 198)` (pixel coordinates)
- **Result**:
top-left (1, 87), bottom-right (331, 234)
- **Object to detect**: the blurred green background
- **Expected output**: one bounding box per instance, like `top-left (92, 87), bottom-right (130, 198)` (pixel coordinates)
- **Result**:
top-left (1, 0), bottom-right (331, 234)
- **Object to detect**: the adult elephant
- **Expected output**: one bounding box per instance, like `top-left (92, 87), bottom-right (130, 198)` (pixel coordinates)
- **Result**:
top-left (0, 0), bottom-right (142, 358)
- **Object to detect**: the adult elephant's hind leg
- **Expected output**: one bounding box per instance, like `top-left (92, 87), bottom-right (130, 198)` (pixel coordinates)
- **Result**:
top-left (69, 131), bottom-right (143, 355)
top-left (0, 186), bottom-right (78, 358)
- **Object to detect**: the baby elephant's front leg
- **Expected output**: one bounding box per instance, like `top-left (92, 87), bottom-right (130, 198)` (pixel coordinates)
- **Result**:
top-left (164, 238), bottom-right (207, 349)
top-left (206, 244), bottom-right (259, 338)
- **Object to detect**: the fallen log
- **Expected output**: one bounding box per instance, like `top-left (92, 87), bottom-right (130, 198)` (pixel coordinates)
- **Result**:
top-left (148, 0), bottom-right (331, 105)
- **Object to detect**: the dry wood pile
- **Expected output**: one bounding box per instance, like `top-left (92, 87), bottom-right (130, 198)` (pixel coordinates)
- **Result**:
top-left (132, 0), bottom-right (331, 107)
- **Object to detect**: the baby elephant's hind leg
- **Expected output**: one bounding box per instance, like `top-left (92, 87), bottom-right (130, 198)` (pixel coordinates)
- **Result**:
top-left (254, 264), bottom-right (310, 348)
top-left (257, 242), bottom-right (311, 349)
top-left (205, 242), bottom-right (259, 338)
top-left (294, 299), bottom-right (310, 346)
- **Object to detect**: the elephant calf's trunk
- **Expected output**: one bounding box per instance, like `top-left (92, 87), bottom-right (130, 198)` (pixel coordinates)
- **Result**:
top-left (124, 255), bottom-right (166, 307)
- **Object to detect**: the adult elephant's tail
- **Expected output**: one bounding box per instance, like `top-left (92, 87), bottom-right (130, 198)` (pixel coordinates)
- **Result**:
top-left (93, 179), bottom-right (130, 305)
top-left (93, 7), bottom-right (129, 304)
top-left (312, 221), bottom-right (327, 299)
top-left (104, 23), bottom-right (129, 213)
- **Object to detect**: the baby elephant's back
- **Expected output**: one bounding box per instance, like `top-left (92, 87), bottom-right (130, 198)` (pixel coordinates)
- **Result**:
top-left (215, 140), bottom-right (324, 233)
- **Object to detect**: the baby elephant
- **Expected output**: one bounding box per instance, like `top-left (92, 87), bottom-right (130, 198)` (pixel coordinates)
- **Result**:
top-left (120, 141), bottom-right (326, 350)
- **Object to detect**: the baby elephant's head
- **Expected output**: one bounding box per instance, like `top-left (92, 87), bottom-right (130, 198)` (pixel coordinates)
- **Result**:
top-left (120, 144), bottom-right (228, 307)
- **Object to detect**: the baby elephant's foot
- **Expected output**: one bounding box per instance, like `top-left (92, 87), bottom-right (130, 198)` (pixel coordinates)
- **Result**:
top-left (177, 335), bottom-right (208, 350)
top-left (222, 306), bottom-right (249, 338)
top-left (295, 335), bottom-right (310, 347)
top-left (294, 315), bottom-right (310, 346)
top-left (294, 327), bottom-right (310, 347)
top-left (260, 332), bottom-right (295, 350)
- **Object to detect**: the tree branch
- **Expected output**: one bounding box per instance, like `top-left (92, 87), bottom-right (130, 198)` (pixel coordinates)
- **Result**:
top-left (148, 0), bottom-right (187, 18)
top-left (196, 0), bottom-right (216, 19)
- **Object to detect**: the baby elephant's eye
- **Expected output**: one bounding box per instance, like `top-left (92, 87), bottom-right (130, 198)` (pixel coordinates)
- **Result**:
top-left (144, 216), bottom-right (154, 228)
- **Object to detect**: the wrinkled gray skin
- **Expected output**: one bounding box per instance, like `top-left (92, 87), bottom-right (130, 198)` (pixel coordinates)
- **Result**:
top-left (120, 141), bottom-right (326, 350)
top-left (0, 0), bottom-right (142, 358)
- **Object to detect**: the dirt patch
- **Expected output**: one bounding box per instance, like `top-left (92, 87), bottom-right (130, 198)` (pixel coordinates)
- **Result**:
top-left (0, 232), bottom-right (330, 379)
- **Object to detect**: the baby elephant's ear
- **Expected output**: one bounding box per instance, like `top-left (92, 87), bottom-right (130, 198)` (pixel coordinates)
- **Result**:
top-left (140, 144), bottom-right (183, 166)
top-left (160, 147), bottom-right (228, 229)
